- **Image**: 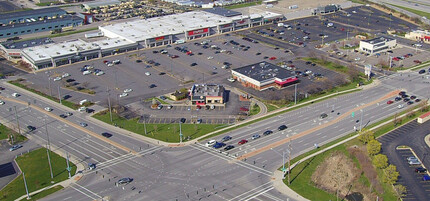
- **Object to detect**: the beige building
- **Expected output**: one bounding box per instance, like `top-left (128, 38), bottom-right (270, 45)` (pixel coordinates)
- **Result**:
top-left (189, 84), bottom-right (225, 106)
top-left (405, 30), bottom-right (430, 44)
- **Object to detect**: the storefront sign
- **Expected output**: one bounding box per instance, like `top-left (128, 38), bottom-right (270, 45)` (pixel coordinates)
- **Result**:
top-left (155, 36), bottom-right (165, 41)
top-left (8, 52), bottom-right (20, 56)
top-left (188, 28), bottom-right (209, 36)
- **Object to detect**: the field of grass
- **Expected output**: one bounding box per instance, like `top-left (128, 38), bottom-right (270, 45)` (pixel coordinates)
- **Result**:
top-left (8, 80), bottom-right (82, 110)
top-left (93, 111), bottom-right (223, 142)
top-left (249, 103), bottom-right (260, 116)
top-left (0, 148), bottom-right (76, 201)
top-left (19, 186), bottom-right (63, 201)
top-left (303, 57), bottom-right (349, 74)
top-left (0, 124), bottom-right (27, 144)
top-left (224, 1), bottom-right (262, 9)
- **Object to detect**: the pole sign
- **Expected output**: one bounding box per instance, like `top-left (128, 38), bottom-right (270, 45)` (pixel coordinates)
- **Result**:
top-left (351, 112), bottom-right (355, 118)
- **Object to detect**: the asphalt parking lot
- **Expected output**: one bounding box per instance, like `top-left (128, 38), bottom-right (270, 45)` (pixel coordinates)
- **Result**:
top-left (378, 120), bottom-right (430, 200)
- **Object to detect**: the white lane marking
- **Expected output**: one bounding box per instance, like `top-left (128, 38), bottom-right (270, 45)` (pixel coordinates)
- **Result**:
top-left (70, 185), bottom-right (97, 200)
top-left (238, 186), bottom-right (274, 201)
top-left (229, 182), bottom-right (272, 201)
top-left (74, 183), bottom-right (102, 199)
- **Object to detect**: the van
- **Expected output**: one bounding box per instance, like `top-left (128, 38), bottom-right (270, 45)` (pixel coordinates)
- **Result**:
top-left (79, 99), bottom-right (88, 105)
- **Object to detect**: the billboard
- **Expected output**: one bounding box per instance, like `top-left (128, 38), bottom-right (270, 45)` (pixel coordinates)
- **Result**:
top-left (188, 28), bottom-right (209, 36)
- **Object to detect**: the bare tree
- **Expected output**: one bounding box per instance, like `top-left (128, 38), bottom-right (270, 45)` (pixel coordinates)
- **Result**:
top-left (347, 67), bottom-right (361, 82)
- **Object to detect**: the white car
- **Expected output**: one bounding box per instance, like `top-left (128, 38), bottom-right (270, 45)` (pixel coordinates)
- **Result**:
top-left (113, 59), bottom-right (121, 64)
top-left (107, 63), bottom-right (114, 67)
top-left (124, 89), bottom-right (133, 93)
top-left (207, 56), bottom-right (214, 60)
top-left (53, 77), bottom-right (62, 81)
top-left (12, 93), bottom-right (20, 97)
top-left (0, 100), bottom-right (5, 105)
top-left (119, 93), bottom-right (128, 97)
top-left (414, 44), bottom-right (423, 47)
top-left (95, 71), bottom-right (105, 76)
top-left (205, 140), bottom-right (216, 147)
top-left (44, 107), bottom-right (53, 112)
top-left (78, 107), bottom-right (86, 112)
top-left (62, 73), bottom-right (70, 78)
top-left (83, 70), bottom-right (92, 75)
top-left (145, 72), bottom-right (151, 76)
top-left (398, 104), bottom-right (404, 109)
top-left (354, 57), bottom-right (361, 61)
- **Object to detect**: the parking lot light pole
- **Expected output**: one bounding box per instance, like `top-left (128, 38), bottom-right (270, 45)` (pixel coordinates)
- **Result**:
top-left (23, 172), bottom-right (30, 200)
top-left (57, 86), bottom-right (62, 105)
top-left (48, 77), bottom-right (52, 97)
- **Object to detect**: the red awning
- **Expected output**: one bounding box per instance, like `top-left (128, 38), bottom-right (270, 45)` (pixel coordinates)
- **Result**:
top-left (196, 102), bottom-right (205, 106)
top-left (275, 77), bottom-right (298, 85)
top-left (425, 36), bottom-right (430, 40)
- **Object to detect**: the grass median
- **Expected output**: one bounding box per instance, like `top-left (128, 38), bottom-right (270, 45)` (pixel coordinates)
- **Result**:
top-left (0, 148), bottom-right (76, 201)
top-left (93, 111), bottom-right (224, 142)
top-left (0, 124), bottom-right (27, 144)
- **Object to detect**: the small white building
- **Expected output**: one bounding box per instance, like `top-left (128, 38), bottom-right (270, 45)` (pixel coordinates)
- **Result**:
top-left (359, 37), bottom-right (396, 55)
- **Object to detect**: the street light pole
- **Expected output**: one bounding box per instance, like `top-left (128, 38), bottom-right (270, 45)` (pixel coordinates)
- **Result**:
top-left (107, 87), bottom-right (113, 123)
top-left (360, 109), bottom-right (364, 131)
top-left (179, 122), bottom-right (183, 143)
top-left (46, 144), bottom-right (54, 179)
top-left (57, 85), bottom-right (62, 105)
top-left (48, 77), bottom-right (52, 97)
top-left (44, 118), bottom-right (54, 179)
top-left (23, 172), bottom-right (31, 200)
top-left (14, 106), bottom-right (21, 135)
top-left (66, 151), bottom-right (71, 178)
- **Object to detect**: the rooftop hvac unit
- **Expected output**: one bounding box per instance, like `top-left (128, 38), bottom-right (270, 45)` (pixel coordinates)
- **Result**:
top-left (259, 62), bottom-right (265, 67)
top-left (56, 52), bottom-right (60, 54)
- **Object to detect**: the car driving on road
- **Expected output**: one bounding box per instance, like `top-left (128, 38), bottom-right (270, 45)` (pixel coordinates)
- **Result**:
top-left (9, 144), bottom-right (23, 151)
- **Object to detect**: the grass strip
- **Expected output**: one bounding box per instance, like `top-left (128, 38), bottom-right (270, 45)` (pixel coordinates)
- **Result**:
top-left (0, 124), bottom-right (27, 144)
top-left (19, 186), bottom-right (64, 201)
top-left (386, 3), bottom-right (430, 19)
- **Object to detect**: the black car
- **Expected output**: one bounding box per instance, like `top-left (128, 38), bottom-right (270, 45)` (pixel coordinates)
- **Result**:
top-left (159, 72), bottom-right (166, 75)
top-left (59, 114), bottom-right (67, 118)
top-left (256, 52), bottom-right (261, 55)
top-left (401, 94), bottom-right (409, 98)
top-left (190, 63), bottom-right (197, 66)
top-left (419, 69), bottom-right (426, 74)
top-left (263, 130), bottom-right (273, 136)
top-left (278, 125), bottom-right (287, 131)
top-left (149, 84), bottom-right (157, 88)
top-left (399, 91), bottom-right (406, 96)
top-left (410, 95), bottom-right (416, 100)
top-left (136, 60), bottom-right (142, 63)
top-left (407, 101), bottom-right (414, 105)
top-left (415, 99), bottom-right (421, 102)
top-left (27, 125), bottom-right (36, 131)
top-left (320, 113), bottom-right (328, 119)
top-left (416, 167), bottom-right (427, 173)
top-left (118, 177), bottom-right (133, 184)
top-left (394, 97), bottom-right (402, 101)
top-left (305, 61), bottom-right (312, 65)
top-left (224, 145), bottom-right (235, 151)
top-left (263, 56), bottom-right (269, 59)
top-left (180, 118), bottom-right (186, 123)
top-left (66, 79), bottom-right (75, 83)
top-left (102, 132), bottom-right (113, 138)
top-left (403, 98), bottom-right (410, 102)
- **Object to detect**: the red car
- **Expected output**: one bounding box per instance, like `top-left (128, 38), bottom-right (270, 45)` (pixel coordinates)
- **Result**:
top-left (238, 139), bottom-right (248, 145)
top-left (387, 100), bottom-right (394, 104)
top-left (171, 55), bottom-right (179, 58)
top-left (392, 57), bottom-right (399, 61)
top-left (414, 60), bottom-right (422, 64)
top-left (269, 57), bottom-right (277, 60)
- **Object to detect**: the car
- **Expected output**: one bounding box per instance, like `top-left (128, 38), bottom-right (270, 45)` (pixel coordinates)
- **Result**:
top-left (256, 52), bottom-right (261, 55)
top-left (145, 72), bottom-right (151, 76)
top-left (196, 118), bottom-right (202, 124)
top-left (409, 159), bottom-right (421, 165)
top-left (9, 144), bottom-right (23, 151)
top-left (62, 73), bottom-right (70, 78)
top-left (171, 55), bottom-right (179, 58)
top-left (83, 70), bottom-right (92, 75)
top-left (27, 125), bottom-right (36, 131)
top-left (269, 57), bottom-right (277, 60)
top-left (213, 142), bottom-right (226, 149)
top-left (415, 99), bottom-right (421, 102)
top-left (190, 63), bottom-right (197, 66)
top-left (102, 132), bottom-right (113, 138)
top-left (394, 97), bottom-right (402, 101)
top-left (66, 78), bottom-right (75, 83)
top-left (124, 89), bottom-right (132, 93)
top-left (88, 163), bottom-right (96, 170)
top-left (167, 105), bottom-right (173, 110)
top-left (410, 96), bottom-right (416, 100)
top-left (413, 60), bottom-right (422, 64)
top-left (416, 167), bottom-right (427, 173)
top-left (403, 98), bottom-right (410, 102)
top-left (224, 145), bottom-right (235, 151)
top-left (44, 107), bottom-right (52, 112)
top-left (252, 134), bottom-right (260, 140)
top-left (263, 130), bottom-right (273, 136)
top-left (0, 100), bottom-right (4, 105)
top-left (419, 69), bottom-right (426, 74)
top-left (354, 57), bottom-right (361, 61)
top-left (423, 175), bottom-right (430, 181)
top-left (238, 139), bottom-right (248, 145)
top-left (407, 101), bottom-right (414, 105)
top-left (278, 125), bottom-right (287, 131)
top-left (59, 114), bottom-right (67, 118)
top-left (159, 72), bottom-right (166, 75)
top-left (65, 112), bottom-right (73, 116)
top-left (207, 56), bottom-right (214, 60)
top-left (119, 93), bottom-right (128, 98)
top-left (149, 84), bottom-right (157, 88)
top-left (95, 71), bottom-right (105, 76)
top-left (78, 106), bottom-right (86, 112)
top-left (136, 60), bottom-right (142, 63)
top-left (397, 104), bottom-right (404, 109)
top-left (205, 140), bottom-right (216, 147)
top-left (157, 105), bottom-right (163, 110)
top-left (180, 118), bottom-right (186, 123)
top-left (386, 100), bottom-right (394, 104)
top-left (320, 113), bottom-right (328, 119)
top-left (118, 178), bottom-right (133, 184)
top-left (0, 87), bottom-right (5, 90)
top-left (80, 122), bottom-right (88, 127)
top-left (221, 136), bottom-right (232, 142)
top-left (401, 94), bottom-right (409, 98)
top-left (53, 77), bottom-right (61, 81)
top-left (407, 156), bottom-right (418, 161)
top-left (12, 93), bottom-right (20, 97)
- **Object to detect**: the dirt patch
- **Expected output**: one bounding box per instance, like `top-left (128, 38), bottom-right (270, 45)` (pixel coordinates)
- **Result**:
top-left (312, 151), bottom-right (359, 197)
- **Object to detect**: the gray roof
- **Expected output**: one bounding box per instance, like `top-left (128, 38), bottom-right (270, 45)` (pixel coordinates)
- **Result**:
top-left (1, 37), bottom-right (53, 49)
top-left (203, 7), bottom-right (241, 17)
top-left (232, 61), bottom-right (295, 82)
top-left (0, 15), bottom-right (82, 30)
top-left (0, 7), bottom-right (65, 21)
top-left (191, 84), bottom-right (224, 97)
top-left (364, 37), bottom-right (394, 44)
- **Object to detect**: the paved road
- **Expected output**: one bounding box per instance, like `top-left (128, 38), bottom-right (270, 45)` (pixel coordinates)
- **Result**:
top-left (378, 120), bottom-right (430, 200)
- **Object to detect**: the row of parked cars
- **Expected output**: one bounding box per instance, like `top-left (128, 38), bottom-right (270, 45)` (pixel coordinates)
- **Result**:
top-left (205, 124), bottom-right (288, 151)
top-left (386, 91), bottom-right (420, 108)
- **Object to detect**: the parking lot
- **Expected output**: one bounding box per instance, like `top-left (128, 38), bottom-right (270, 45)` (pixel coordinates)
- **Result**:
top-left (379, 120), bottom-right (430, 200)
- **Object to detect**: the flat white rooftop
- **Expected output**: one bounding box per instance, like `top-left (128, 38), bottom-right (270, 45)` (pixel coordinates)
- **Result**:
top-left (99, 11), bottom-right (233, 43)
top-left (91, 38), bottom-right (136, 50)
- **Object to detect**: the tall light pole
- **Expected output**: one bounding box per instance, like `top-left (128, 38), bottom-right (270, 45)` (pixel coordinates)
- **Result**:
top-left (48, 77), bottom-right (52, 97)
top-left (45, 119), bottom-right (53, 179)
top-left (14, 106), bottom-right (21, 135)
top-left (179, 122), bottom-right (183, 143)
top-left (23, 172), bottom-right (30, 200)
top-left (57, 85), bottom-right (62, 104)
top-left (107, 87), bottom-right (113, 123)
top-left (66, 152), bottom-right (71, 178)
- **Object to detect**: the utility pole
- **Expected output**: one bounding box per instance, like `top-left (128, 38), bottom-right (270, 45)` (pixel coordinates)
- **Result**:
top-left (10, 134), bottom-right (14, 145)
top-left (23, 172), bottom-right (30, 200)
top-left (294, 84), bottom-right (297, 104)
top-left (44, 118), bottom-right (53, 179)
top-left (45, 119), bottom-right (51, 150)
top-left (57, 85), bottom-right (62, 104)
top-left (107, 87), bottom-right (113, 123)
top-left (46, 144), bottom-right (54, 179)
top-left (14, 106), bottom-right (21, 135)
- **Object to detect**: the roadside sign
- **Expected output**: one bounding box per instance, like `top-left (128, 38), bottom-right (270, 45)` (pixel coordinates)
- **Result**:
top-left (66, 167), bottom-right (72, 172)
top-left (351, 112), bottom-right (355, 118)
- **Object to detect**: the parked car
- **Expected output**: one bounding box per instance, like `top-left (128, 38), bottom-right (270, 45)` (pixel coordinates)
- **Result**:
top-left (224, 145), bottom-right (235, 151)
top-left (386, 100), bottom-right (394, 104)
top-left (221, 136), bottom-right (232, 142)
top-left (416, 167), bottom-right (427, 173)
top-left (409, 159), bottom-right (421, 165)
top-left (213, 142), bottom-right (226, 149)
top-left (419, 69), bottom-right (426, 74)
top-left (9, 144), bottom-right (22, 151)
top-left (205, 140), bottom-right (216, 147)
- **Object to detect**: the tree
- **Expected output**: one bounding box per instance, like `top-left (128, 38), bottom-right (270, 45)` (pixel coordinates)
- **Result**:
top-left (394, 184), bottom-right (407, 200)
top-left (367, 139), bottom-right (381, 156)
top-left (330, 43), bottom-right (338, 51)
top-left (347, 67), bottom-right (361, 82)
top-left (373, 154), bottom-right (388, 169)
top-left (358, 129), bottom-right (375, 144)
top-left (383, 164), bottom-right (399, 184)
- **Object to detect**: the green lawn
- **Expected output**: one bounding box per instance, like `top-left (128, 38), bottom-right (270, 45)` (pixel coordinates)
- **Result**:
top-left (387, 3), bottom-right (430, 19)
top-left (20, 186), bottom-right (63, 201)
top-left (303, 57), bottom-right (349, 74)
top-left (0, 148), bottom-right (76, 201)
top-left (249, 104), bottom-right (261, 116)
top-left (93, 111), bottom-right (224, 142)
top-left (0, 124), bottom-right (27, 144)
top-left (224, 1), bottom-right (262, 9)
